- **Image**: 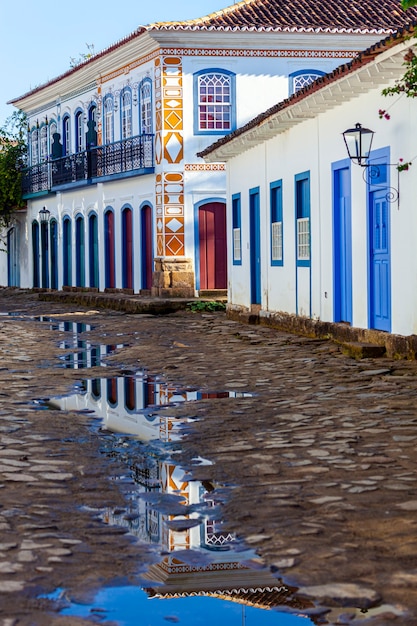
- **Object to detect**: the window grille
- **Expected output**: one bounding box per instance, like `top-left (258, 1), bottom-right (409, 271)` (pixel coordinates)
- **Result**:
top-left (121, 91), bottom-right (132, 139)
top-left (30, 130), bottom-right (39, 165)
top-left (271, 221), bottom-right (283, 261)
top-left (297, 217), bottom-right (310, 260)
top-left (233, 227), bottom-right (241, 262)
top-left (198, 73), bottom-right (231, 131)
top-left (40, 126), bottom-right (48, 161)
top-left (293, 72), bottom-right (323, 92)
top-left (140, 81), bottom-right (152, 134)
top-left (104, 97), bottom-right (113, 144)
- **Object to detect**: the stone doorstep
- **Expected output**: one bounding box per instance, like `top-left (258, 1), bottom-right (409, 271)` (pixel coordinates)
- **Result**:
top-left (227, 306), bottom-right (417, 360)
top-left (339, 342), bottom-right (387, 359)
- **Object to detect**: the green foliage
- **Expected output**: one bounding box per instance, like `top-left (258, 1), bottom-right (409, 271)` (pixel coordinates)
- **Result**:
top-left (382, 48), bottom-right (417, 98)
top-left (186, 300), bottom-right (226, 312)
top-left (0, 110), bottom-right (27, 227)
top-left (401, 0), bottom-right (417, 8)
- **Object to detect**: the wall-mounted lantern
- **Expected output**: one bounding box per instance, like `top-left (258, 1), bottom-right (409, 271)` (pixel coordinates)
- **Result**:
top-left (342, 122), bottom-right (375, 166)
top-left (38, 206), bottom-right (50, 224)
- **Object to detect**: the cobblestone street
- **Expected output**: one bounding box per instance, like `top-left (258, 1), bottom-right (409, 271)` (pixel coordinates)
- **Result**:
top-left (0, 290), bottom-right (417, 625)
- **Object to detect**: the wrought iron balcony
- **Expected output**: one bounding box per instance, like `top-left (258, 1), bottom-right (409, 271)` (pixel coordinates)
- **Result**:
top-left (22, 133), bottom-right (155, 196)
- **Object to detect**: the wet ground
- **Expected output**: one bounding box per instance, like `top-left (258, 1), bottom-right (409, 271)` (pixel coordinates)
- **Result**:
top-left (0, 290), bottom-right (417, 625)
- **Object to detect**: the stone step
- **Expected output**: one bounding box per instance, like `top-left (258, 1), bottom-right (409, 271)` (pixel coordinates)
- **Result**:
top-left (339, 341), bottom-right (386, 359)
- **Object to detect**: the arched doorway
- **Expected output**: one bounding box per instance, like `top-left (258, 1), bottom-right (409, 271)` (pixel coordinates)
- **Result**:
top-left (50, 219), bottom-right (58, 290)
top-left (88, 213), bottom-right (99, 289)
top-left (198, 201), bottom-right (227, 290)
top-left (7, 226), bottom-right (19, 287)
top-left (75, 215), bottom-right (85, 287)
top-left (62, 217), bottom-right (72, 287)
top-left (104, 209), bottom-right (115, 289)
top-left (32, 221), bottom-right (40, 288)
top-left (122, 207), bottom-right (133, 290)
top-left (140, 204), bottom-right (153, 290)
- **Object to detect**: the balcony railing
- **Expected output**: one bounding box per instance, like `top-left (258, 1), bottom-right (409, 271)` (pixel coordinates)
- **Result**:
top-left (22, 133), bottom-right (154, 195)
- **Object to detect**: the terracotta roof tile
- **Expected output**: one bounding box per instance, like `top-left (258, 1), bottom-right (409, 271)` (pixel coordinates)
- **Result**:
top-left (150, 0), bottom-right (417, 34)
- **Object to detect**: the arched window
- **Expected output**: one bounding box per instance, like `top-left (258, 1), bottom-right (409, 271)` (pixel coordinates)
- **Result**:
top-left (139, 79), bottom-right (152, 134)
top-left (31, 129), bottom-right (39, 165)
top-left (194, 69), bottom-right (235, 134)
top-left (62, 115), bottom-right (70, 155)
top-left (75, 111), bottom-right (84, 152)
top-left (289, 69), bottom-right (326, 95)
top-left (121, 89), bottom-right (132, 139)
top-left (40, 125), bottom-right (48, 161)
top-left (49, 121), bottom-right (57, 155)
top-left (103, 96), bottom-right (114, 144)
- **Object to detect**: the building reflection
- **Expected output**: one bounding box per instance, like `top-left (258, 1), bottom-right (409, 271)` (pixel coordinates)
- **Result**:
top-left (49, 324), bottom-right (312, 619)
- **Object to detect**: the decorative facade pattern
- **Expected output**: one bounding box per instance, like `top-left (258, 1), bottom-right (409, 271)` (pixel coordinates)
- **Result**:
top-left (155, 55), bottom-right (185, 258)
top-left (185, 163), bottom-right (226, 171)
top-left (161, 47), bottom-right (358, 59)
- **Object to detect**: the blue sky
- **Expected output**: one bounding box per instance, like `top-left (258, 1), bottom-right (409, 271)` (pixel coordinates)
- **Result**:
top-left (0, 0), bottom-right (231, 127)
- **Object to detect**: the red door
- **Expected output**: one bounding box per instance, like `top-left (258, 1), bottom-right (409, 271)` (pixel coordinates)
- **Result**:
top-left (198, 202), bottom-right (227, 290)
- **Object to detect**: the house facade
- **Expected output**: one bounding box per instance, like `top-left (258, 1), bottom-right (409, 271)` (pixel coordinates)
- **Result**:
top-left (200, 24), bottom-right (417, 345)
top-left (4, 0), bottom-right (417, 296)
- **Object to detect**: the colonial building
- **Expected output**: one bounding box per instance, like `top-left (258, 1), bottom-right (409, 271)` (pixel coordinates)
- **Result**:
top-left (4, 0), bottom-right (417, 296)
top-left (199, 21), bottom-right (417, 349)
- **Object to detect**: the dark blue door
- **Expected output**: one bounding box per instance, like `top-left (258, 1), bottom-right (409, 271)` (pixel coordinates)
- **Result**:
top-left (249, 188), bottom-right (261, 305)
top-left (333, 166), bottom-right (352, 323)
top-left (370, 189), bottom-right (391, 331)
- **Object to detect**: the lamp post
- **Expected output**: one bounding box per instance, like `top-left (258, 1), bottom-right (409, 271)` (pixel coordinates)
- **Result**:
top-left (342, 122), bottom-right (375, 166)
top-left (39, 207), bottom-right (50, 288)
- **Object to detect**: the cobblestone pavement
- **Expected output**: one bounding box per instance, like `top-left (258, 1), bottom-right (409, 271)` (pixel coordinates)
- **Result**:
top-left (0, 290), bottom-right (417, 625)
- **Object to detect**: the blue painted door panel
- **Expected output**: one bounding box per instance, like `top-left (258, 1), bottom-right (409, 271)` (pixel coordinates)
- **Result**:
top-left (249, 189), bottom-right (261, 305)
top-left (370, 190), bottom-right (391, 331)
top-left (334, 166), bottom-right (352, 323)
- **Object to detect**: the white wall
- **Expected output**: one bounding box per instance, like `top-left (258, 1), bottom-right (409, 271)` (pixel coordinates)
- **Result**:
top-left (226, 78), bottom-right (417, 336)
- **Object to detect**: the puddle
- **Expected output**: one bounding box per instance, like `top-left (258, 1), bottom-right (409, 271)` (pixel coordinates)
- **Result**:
top-left (34, 318), bottom-right (314, 624)
top-left (45, 585), bottom-right (311, 624)
top-left (45, 373), bottom-right (313, 624)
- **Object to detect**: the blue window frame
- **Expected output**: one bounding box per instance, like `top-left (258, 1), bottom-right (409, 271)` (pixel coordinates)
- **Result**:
top-left (270, 180), bottom-right (283, 266)
top-left (120, 88), bottom-right (132, 139)
top-left (194, 69), bottom-right (236, 135)
top-left (289, 69), bottom-right (326, 95)
top-left (103, 95), bottom-right (114, 144)
top-left (295, 171), bottom-right (311, 267)
top-left (139, 78), bottom-right (152, 134)
top-left (30, 128), bottom-right (39, 165)
top-left (62, 115), bottom-right (70, 155)
top-left (232, 193), bottom-right (242, 265)
top-left (75, 110), bottom-right (84, 153)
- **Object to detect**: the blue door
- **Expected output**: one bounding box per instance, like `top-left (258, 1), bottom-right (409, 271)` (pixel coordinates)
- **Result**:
top-left (370, 189), bottom-right (391, 331)
top-left (333, 165), bottom-right (352, 323)
top-left (249, 187), bottom-right (261, 305)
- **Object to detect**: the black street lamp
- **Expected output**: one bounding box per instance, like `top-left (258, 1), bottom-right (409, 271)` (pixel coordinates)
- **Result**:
top-left (38, 206), bottom-right (51, 224)
top-left (342, 123), bottom-right (375, 166)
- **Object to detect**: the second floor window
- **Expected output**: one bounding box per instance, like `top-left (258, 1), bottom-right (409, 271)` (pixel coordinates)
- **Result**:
top-left (31, 129), bottom-right (39, 165)
top-left (195, 69), bottom-right (235, 134)
top-left (140, 79), bottom-right (152, 134)
top-left (290, 69), bottom-right (325, 95)
top-left (62, 116), bottom-right (70, 155)
top-left (40, 126), bottom-right (48, 162)
top-left (104, 96), bottom-right (114, 144)
top-left (121, 89), bottom-right (132, 139)
top-left (75, 111), bottom-right (84, 152)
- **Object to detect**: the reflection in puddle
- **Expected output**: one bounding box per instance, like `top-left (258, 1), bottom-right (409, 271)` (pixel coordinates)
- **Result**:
top-left (48, 374), bottom-right (312, 624)
top-left (38, 319), bottom-right (313, 624)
